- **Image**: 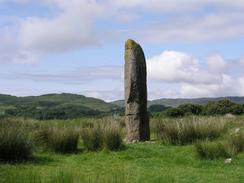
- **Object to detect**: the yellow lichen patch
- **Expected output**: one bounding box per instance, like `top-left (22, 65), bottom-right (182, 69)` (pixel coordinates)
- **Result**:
top-left (125, 39), bottom-right (138, 49)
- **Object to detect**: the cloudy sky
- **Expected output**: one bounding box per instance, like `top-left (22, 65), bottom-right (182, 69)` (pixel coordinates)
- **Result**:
top-left (1, 0), bottom-right (244, 101)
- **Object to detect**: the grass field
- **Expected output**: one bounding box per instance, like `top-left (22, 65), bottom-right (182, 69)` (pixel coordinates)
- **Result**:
top-left (0, 115), bottom-right (244, 183)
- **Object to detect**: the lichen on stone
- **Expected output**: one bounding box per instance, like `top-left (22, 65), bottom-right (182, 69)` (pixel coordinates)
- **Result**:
top-left (125, 39), bottom-right (138, 50)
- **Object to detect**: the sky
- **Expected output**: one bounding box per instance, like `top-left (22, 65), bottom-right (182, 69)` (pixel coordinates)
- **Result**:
top-left (1, 0), bottom-right (244, 101)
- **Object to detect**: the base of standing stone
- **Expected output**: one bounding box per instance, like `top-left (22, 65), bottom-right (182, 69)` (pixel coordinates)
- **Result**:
top-left (125, 113), bottom-right (150, 142)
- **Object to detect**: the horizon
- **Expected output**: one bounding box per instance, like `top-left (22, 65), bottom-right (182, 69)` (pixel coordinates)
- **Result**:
top-left (1, 1), bottom-right (244, 101)
top-left (1, 92), bottom-right (244, 103)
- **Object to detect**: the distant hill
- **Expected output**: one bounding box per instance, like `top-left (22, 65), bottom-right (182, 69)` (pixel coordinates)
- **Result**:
top-left (0, 93), bottom-right (121, 119)
top-left (2, 93), bottom-right (244, 119)
top-left (110, 100), bottom-right (124, 107)
top-left (0, 93), bottom-right (118, 111)
top-left (112, 96), bottom-right (244, 108)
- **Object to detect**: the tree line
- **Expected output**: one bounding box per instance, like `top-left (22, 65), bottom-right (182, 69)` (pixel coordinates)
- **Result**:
top-left (3, 99), bottom-right (244, 120)
top-left (151, 100), bottom-right (244, 117)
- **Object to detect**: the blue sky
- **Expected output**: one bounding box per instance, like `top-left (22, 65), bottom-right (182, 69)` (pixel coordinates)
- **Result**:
top-left (1, 0), bottom-right (244, 101)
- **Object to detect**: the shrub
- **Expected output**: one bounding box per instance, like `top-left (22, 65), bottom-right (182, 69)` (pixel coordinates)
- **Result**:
top-left (202, 100), bottom-right (239, 115)
top-left (34, 124), bottom-right (52, 147)
top-left (177, 104), bottom-right (203, 116)
top-left (156, 117), bottom-right (226, 145)
top-left (81, 120), bottom-right (124, 152)
top-left (165, 108), bottom-right (184, 117)
top-left (148, 105), bottom-right (169, 113)
top-left (230, 104), bottom-right (244, 115)
top-left (51, 128), bottom-right (79, 153)
top-left (0, 120), bottom-right (33, 161)
top-left (195, 130), bottom-right (244, 159)
top-left (195, 140), bottom-right (236, 159)
top-left (38, 128), bottom-right (79, 153)
top-left (228, 130), bottom-right (244, 153)
top-left (81, 127), bottom-right (103, 151)
top-left (103, 124), bottom-right (123, 151)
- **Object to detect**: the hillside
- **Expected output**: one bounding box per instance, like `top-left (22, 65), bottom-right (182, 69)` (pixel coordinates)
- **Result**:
top-left (0, 93), bottom-right (118, 111)
top-left (150, 96), bottom-right (244, 107)
top-left (111, 96), bottom-right (244, 107)
top-left (0, 93), bottom-right (120, 119)
top-left (2, 93), bottom-right (244, 119)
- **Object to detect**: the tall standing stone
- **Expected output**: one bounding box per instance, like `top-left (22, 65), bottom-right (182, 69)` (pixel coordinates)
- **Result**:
top-left (124, 39), bottom-right (150, 142)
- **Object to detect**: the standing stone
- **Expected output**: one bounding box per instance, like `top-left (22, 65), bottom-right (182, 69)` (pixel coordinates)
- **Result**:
top-left (124, 39), bottom-right (150, 142)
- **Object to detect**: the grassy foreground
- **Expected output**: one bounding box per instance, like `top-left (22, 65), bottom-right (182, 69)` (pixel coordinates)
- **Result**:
top-left (1, 115), bottom-right (244, 182)
top-left (1, 142), bottom-right (244, 183)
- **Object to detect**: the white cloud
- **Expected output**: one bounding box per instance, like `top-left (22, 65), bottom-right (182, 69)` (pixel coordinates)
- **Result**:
top-left (110, 0), bottom-right (244, 12)
top-left (19, 0), bottom-right (101, 53)
top-left (180, 75), bottom-right (237, 98)
top-left (238, 76), bottom-right (244, 95)
top-left (0, 0), bottom-right (104, 64)
top-left (1, 0), bottom-right (244, 63)
top-left (1, 0), bottom-right (244, 100)
top-left (147, 50), bottom-right (244, 98)
top-left (0, 27), bottom-right (40, 64)
top-left (83, 89), bottom-right (123, 102)
top-left (0, 66), bottom-right (122, 84)
top-left (139, 11), bottom-right (244, 43)
top-left (207, 54), bottom-right (227, 73)
top-left (147, 51), bottom-right (221, 84)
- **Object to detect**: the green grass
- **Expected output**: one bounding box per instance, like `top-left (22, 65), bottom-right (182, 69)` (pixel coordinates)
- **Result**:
top-left (155, 117), bottom-right (226, 145)
top-left (1, 115), bottom-right (244, 182)
top-left (0, 143), bottom-right (244, 183)
top-left (0, 119), bottom-right (34, 161)
top-left (41, 128), bottom-right (80, 154)
top-left (195, 140), bottom-right (235, 159)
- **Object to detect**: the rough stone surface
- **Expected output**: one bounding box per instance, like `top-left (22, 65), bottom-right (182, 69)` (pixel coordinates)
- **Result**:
top-left (124, 39), bottom-right (150, 142)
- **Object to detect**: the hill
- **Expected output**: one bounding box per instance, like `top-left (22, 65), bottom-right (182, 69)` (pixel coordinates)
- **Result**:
top-left (149, 96), bottom-right (244, 107)
top-left (0, 93), bottom-right (118, 111)
top-left (2, 93), bottom-right (244, 119)
top-left (0, 93), bottom-right (120, 119)
top-left (111, 96), bottom-right (244, 107)
top-left (28, 93), bottom-right (118, 112)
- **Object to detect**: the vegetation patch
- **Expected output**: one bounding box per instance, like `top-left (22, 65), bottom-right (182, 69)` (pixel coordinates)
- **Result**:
top-left (0, 119), bottom-right (33, 161)
top-left (103, 124), bottom-right (123, 151)
top-left (37, 127), bottom-right (79, 154)
top-left (81, 121), bottom-right (124, 152)
top-left (195, 140), bottom-right (234, 159)
top-left (156, 117), bottom-right (226, 145)
top-left (195, 130), bottom-right (244, 159)
top-left (164, 100), bottom-right (244, 117)
top-left (81, 126), bottom-right (104, 151)
top-left (0, 115), bottom-right (244, 182)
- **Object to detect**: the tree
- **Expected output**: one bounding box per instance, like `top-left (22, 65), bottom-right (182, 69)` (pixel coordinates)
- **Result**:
top-left (165, 108), bottom-right (184, 117)
top-left (148, 105), bottom-right (169, 113)
top-left (177, 104), bottom-right (203, 115)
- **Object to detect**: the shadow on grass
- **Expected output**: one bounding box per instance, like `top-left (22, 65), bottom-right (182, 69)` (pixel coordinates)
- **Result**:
top-left (28, 155), bottom-right (56, 165)
top-left (0, 154), bottom-right (56, 165)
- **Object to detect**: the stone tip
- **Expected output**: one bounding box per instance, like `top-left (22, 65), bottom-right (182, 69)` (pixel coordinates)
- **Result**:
top-left (125, 39), bottom-right (138, 50)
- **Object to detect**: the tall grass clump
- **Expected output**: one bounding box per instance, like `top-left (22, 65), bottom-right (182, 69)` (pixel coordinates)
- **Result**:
top-left (81, 118), bottom-right (124, 152)
top-left (195, 130), bottom-right (244, 159)
top-left (49, 128), bottom-right (79, 153)
top-left (36, 127), bottom-right (79, 153)
top-left (103, 123), bottom-right (123, 151)
top-left (195, 140), bottom-right (235, 159)
top-left (156, 117), bottom-right (226, 145)
top-left (81, 126), bottom-right (103, 151)
top-left (0, 119), bottom-right (33, 161)
top-left (228, 130), bottom-right (244, 153)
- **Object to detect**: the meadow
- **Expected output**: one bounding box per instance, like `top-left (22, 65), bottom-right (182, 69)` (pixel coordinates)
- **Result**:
top-left (0, 115), bottom-right (244, 183)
